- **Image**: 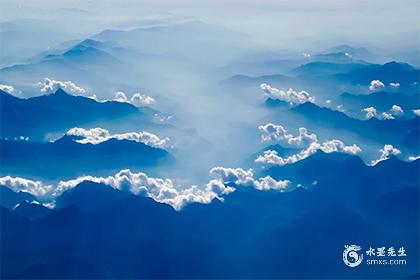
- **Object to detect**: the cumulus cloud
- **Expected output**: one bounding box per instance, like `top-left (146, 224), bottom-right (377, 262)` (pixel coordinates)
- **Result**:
top-left (336, 104), bottom-right (345, 112)
top-left (258, 123), bottom-right (317, 147)
top-left (380, 112), bottom-right (395, 120)
top-left (256, 140), bottom-right (361, 166)
top-left (389, 82), bottom-right (400, 88)
top-left (369, 80), bottom-right (385, 91)
top-left (362, 106), bottom-right (377, 119)
top-left (131, 93), bottom-right (156, 106)
top-left (0, 167), bottom-right (291, 210)
top-left (256, 124), bottom-right (361, 166)
top-left (38, 78), bottom-right (86, 95)
top-left (0, 176), bottom-right (52, 196)
top-left (260, 83), bottom-right (315, 104)
top-left (114, 91), bottom-right (128, 102)
top-left (408, 155), bottom-right (420, 162)
top-left (371, 144), bottom-right (401, 165)
top-left (209, 167), bottom-right (291, 191)
top-left (0, 83), bottom-right (16, 94)
top-left (66, 127), bottom-right (170, 149)
top-left (363, 105), bottom-right (403, 120)
top-left (390, 105), bottom-right (403, 116)
top-left (114, 91), bottom-right (156, 107)
top-left (413, 109), bottom-right (420, 116)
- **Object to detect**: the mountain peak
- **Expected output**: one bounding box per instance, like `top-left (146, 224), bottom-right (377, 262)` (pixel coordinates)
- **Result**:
top-left (54, 88), bottom-right (69, 95)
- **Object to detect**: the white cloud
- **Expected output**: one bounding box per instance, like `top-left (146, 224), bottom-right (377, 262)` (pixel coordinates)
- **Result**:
top-left (362, 106), bottom-right (377, 119)
top-left (256, 140), bottom-right (361, 166)
top-left (390, 105), bottom-right (403, 116)
top-left (114, 91), bottom-right (128, 102)
top-left (114, 91), bottom-right (156, 107)
top-left (336, 104), bottom-right (345, 112)
top-left (66, 127), bottom-right (170, 149)
top-left (0, 176), bottom-right (52, 196)
top-left (258, 123), bottom-right (317, 147)
top-left (209, 167), bottom-right (291, 191)
top-left (408, 155), bottom-right (420, 162)
top-left (260, 83), bottom-right (315, 104)
top-left (0, 83), bottom-right (16, 94)
top-left (413, 109), bottom-right (420, 116)
top-left (369, 80), bottom-right (385, 91)
top-left (389, 82), bottom-right (400, 88)
top-left (257, 124), bottom-right (360, 165)
top-left (371, 144), bottom-right (401, 166)
top-left (131, 93), bottom-right (156, 106)
top-left (381, 112), bottom-right (395, 120)
top-left (38, 78), bottom-right (86, 95)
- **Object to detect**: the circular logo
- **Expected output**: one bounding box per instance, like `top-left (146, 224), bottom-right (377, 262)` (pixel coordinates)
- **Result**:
top-left (343, 245), bottom-right (363, 267)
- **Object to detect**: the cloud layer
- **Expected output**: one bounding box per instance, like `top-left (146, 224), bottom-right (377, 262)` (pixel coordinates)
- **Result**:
top-left (362, 105), bottom-right (404, 120)
top-left (256, 140), bottom-right (361, 166)
top-left (66, 127), bottom-right (171, 149)
top-left (371, 144), bottom-right (401, 166)
top-left (256, 124), bottom-right (361, 166)
top-left (260, 83), bottom-right (315, 104)
top-left (38, 78), bottom-right (86, 95)
top-left (0, 83), bottom-right (17, 94)
top-left (0, 167), bottom-right (292, 210)
top-left (114, 91), bottom-right (156, 107)
top-left (362, 106), bottom-right (377, 119)
top-left (368, 80), bottom-right (385, 91)
top-left (259, 123), bottom-right (318, 147)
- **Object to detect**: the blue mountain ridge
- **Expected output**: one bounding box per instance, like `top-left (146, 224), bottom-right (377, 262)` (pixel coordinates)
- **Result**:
top-left (1, 152), bottom-right (418, 278)
top-left (0, 88), bottom-right (141, 140)
top-left (0, 134), bottom-right (174, 179)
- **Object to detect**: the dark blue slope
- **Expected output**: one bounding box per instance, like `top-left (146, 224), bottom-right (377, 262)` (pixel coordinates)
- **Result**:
top-left (0, 135), bottom-right (174, 179)
top-left (1, 155), bottom-right (418, 279)
top-left (0, 88), bottom-right (138, 140)
top-left (0, 186), bottom-right (36, 209)
top-left (290, 102), bottom-right (420, 152)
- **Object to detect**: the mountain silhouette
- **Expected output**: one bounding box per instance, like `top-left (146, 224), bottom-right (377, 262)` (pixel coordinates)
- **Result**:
top-left (1, 154), bottom-right (418, 279)
top-left (0, 88), bottom-right (139, 140)
top-left (0, 134), bottom-right (174, 179)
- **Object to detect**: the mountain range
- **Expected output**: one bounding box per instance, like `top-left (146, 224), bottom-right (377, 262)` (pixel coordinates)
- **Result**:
top-left (0, 134), bottom-right (174, 179)
top-left (1, 152), bottom-right (418, 279)
top-left (1, 88), bottom-right (142, 140)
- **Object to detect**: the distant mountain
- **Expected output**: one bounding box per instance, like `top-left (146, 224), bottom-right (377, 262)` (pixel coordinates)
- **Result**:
top-left (0, 186), bottom-right (37, 209)
top-left (1, 154), bottom-right (418, 278)
top-left (92, 20), bottom-right (251, 65)
top-left (0, 38), bottom-right (136, 90)
top-left (339, 91), bottom-right (420, 113)
top-left (325, 45), bottom-right (376, 62)
top-left (12, 200), bottom-right (52, 220)
top-left (289, 102), bottom-right (419, 152)
top-left (335, 61), bottom-right (419, 85)
top-left (263, 151), bottom-right (418, 196)
top-left (0, 88), bottom-right (139, 140)
top-left (223, 73), bottom-right (294, 87)
top-left (311, 51), bottom-right (367, 64)
top-left (217, 58), bottom-right (304, 77)
top-left (292, 61), bottom-right (369, 77)
top-left (0, 134), bottom-right (174, 179)
top-left (223, 61), bottom-right (419, 96)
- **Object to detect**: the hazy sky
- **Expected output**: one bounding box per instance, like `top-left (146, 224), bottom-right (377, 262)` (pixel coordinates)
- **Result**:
top-left (1, 0), bottom-right (419, 49)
